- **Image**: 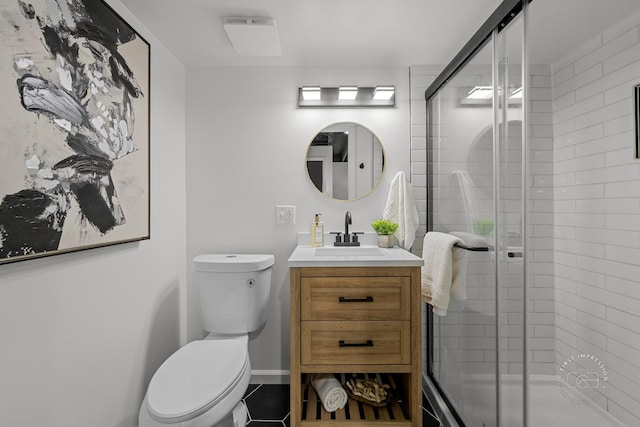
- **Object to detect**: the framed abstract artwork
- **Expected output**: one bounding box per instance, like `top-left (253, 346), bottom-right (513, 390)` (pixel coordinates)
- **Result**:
top-left (0, 0), bottom-right (150, 264)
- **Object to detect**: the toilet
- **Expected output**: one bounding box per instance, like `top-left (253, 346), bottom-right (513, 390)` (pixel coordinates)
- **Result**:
top-left (139, 254), bottom-right (275, 427)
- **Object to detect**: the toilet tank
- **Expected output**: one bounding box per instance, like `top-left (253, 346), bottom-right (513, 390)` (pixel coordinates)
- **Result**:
top-left (193, 254), bottom-right (274, 334)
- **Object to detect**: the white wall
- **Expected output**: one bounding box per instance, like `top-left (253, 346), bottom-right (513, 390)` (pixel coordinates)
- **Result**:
top-left (0, 1), bottom-right (187, 426)
top-left (551, 10), bottom-right (640, 425)
top-left (185, 66), bottom-right (411, 381)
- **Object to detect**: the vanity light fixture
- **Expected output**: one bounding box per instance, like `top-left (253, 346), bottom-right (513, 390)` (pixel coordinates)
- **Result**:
top-left (509, 86), bottom-right (523, 99)
top-left (297, 85), bottom-right (395, 108)
top-left (338, 86), bottom-right (358, 100)
top-left (460, 86), bottom-right (523, 105)
top-left (465, 86), bottom-right (523, 99)
top-left (373, 86), bottom-right (395, 101)
top-left (301, 86), bottom-right (321, 101)
top-left (466, 86), bottom-right (494, 100)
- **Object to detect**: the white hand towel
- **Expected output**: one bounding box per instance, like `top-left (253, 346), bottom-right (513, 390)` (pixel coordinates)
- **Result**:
top-left (310, 374), bottom-right (348, 412)
top-left (383, 171), bottom-right (420, 250)
top-left (421, 231), bottom-right (468, 316)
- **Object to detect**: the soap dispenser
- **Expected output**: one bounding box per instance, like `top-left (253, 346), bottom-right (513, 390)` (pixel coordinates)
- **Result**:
top-left (310, 214), bottom-right (324, 247)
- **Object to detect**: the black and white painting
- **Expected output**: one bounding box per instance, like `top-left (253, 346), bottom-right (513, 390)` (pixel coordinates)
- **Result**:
top-left (0, 0), bottom-right (150, 264)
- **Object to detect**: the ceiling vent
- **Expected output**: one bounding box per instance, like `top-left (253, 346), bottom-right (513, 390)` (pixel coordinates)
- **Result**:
top-left (223, 17), bottom-right (281, 57)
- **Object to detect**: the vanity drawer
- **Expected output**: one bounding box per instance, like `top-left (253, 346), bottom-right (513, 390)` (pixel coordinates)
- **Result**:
top-left (301, 321), bottom-right (410, 365)
top-left (300, 276), bottom-right (410, 321)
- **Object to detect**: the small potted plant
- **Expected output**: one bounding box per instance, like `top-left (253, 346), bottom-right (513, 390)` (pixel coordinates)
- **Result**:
top-left (473, 219), bottom-right (494, 236)
top-left (371, 219), bottom-right (398, 248)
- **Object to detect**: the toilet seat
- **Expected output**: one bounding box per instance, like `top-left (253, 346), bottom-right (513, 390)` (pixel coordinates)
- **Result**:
top-left (145, 338), bottom-right (249, 424)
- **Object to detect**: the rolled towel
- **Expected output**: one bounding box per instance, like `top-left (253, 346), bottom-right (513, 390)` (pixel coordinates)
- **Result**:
top-left (310, 374), bottom-right (348, 412)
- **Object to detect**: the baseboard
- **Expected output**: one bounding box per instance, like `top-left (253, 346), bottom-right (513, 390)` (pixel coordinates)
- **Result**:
top-left (251, 370), bottom-right (290, 384)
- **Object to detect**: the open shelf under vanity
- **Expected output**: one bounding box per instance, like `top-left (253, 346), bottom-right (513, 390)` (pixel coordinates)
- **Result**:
top-left (300, 373), bottom-right (413, 425)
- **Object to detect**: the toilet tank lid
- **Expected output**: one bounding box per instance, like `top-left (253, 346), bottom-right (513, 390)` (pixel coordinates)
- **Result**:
top-left (193, 254), bottom-right (274, 272)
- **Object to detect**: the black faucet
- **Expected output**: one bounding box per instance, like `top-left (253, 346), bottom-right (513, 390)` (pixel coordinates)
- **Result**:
top-left (344, 211), bottom-right (352, 242)
top-left (332, 211), bottom-right (361, 246)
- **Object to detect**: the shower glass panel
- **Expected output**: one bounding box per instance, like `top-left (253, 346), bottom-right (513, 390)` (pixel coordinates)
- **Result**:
top-left (426, 5), bottom-right (526, 427)
top-left (495, 13), bottom-right (525, 427)
top-left (428, 35), bottom-right (499, 427)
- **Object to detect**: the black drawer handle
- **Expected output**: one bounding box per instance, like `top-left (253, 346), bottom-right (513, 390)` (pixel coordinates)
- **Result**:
top-left (339, 340), bottom-right (374, 347)
top-left (338, 296), bottom-right (374, 303)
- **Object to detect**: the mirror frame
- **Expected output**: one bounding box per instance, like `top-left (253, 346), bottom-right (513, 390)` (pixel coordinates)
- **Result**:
top-left (305, 122), bottom-right (386, 201)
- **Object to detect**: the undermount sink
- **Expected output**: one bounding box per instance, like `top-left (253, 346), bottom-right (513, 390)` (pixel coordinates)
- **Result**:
top-left (288, 236), bottom-right (423, 266)
top-left (314, 246), bottom-right (385, 257)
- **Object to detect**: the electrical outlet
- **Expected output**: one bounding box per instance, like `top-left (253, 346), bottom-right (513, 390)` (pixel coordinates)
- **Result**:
top-left (276, 205), bottom-right (296, 224)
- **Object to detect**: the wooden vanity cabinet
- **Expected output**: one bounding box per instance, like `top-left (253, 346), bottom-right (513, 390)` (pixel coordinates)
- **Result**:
top-left (289, 266), bottom-right (422, 427)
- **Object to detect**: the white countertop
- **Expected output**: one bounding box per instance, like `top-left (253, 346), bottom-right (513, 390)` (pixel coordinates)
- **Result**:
top-left (288, 244), bottom-right (424, 267)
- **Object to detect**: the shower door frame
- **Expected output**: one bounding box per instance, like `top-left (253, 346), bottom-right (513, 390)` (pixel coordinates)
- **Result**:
top-left (424, 0), bottom-right (531, 426)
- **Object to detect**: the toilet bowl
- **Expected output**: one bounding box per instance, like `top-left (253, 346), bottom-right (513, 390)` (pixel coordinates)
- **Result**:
top-left (140, 336), bottom-right (250, 427)
top-left (139, 254), bottom-right (274, 427)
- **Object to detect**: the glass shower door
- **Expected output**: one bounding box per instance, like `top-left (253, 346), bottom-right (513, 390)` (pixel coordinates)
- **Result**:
top-left (428, 36), bottom-right (499, 427)
top-left (427, 8), bottom-right (526, 427)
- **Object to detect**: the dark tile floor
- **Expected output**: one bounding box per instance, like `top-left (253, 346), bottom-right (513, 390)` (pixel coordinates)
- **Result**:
top-left (242, 384), bottom-right (443, 426)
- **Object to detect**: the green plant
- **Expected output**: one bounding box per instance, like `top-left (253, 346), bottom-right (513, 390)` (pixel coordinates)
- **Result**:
top-left (473, 219), bottom-right (494, 236)
top-left (371, 219), bottom-right (399, 235)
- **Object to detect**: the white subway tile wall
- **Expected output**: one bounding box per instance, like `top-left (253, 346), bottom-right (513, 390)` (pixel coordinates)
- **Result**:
top-left (551, 11), bottom-right (640, 425)
top-left (528, 64), bottom-right (557, 376)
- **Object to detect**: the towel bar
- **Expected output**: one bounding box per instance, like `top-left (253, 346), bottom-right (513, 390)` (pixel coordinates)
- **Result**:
top-left (453, 242), bottom-right (490, 252)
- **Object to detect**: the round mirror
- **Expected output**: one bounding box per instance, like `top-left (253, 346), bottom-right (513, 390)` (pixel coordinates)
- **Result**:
top-left (467, 120), bottom-right (522, 197)
top-left (306, 122), bottom-right (385, 200)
